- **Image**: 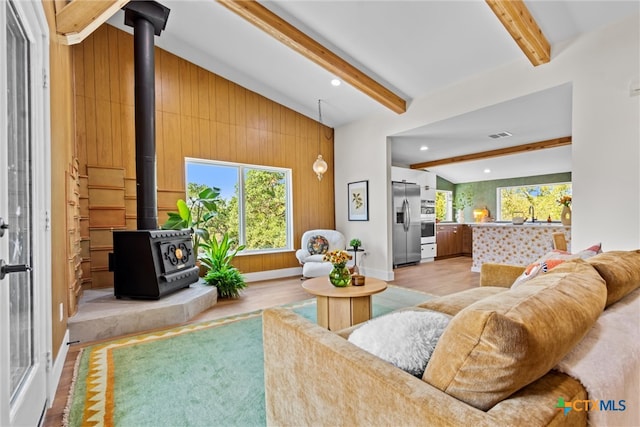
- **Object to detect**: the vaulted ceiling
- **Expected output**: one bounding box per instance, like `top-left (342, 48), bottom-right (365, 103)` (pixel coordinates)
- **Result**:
top-left (54, 0), bottom-right (639, 182)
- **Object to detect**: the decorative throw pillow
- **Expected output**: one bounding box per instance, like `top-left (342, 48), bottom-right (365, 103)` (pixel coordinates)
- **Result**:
top-left (587, 249), bottom-right (640, 307)
top-left (307, 235), bottom-right (329, 255)
top-left (348, 310), bottom-right (451, 377)
top-left (423, 259), bottom-right (607, 411)
top-left (511, 243), bottom-right (602, 288)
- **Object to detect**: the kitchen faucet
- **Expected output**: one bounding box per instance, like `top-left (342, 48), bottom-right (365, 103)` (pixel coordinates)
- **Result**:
top-left (529, 205), bottom-right (536, 223)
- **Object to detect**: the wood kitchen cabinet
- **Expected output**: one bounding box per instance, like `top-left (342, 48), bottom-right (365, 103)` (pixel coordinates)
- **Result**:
top-left (436, 224), bottom-right (472, 258)
top-left (461, 225), bottom-right (472, 255)
top-left (436, 224), bottom-right (461, 258)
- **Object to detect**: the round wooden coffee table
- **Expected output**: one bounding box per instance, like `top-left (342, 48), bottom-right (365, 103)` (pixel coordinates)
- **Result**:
top-left (302, 277), bottom-right (387, 331)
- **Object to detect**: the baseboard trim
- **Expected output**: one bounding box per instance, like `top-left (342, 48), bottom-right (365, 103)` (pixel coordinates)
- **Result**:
top-left (244, 267), bottom-right (302, 282)
top-left (49, 329), bottom-right (69, 407)
top-left (360, 267), bottom-right (394, 281)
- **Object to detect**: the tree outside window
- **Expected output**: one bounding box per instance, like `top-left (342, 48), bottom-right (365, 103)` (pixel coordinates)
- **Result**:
top-left (497, 183), bottom-right (572, 221)
top-left (436, 190), bottom-right (453, 221)
top-left (186, 159), bottom-right (292, 253)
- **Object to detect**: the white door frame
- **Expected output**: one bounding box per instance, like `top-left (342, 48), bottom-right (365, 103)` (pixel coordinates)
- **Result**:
top-left (0, 0), bottom-right (52, 425)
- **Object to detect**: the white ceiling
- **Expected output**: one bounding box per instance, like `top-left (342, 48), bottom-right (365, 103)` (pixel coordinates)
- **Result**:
top-left (106, 0), bottom-right (639, 183)
top-left (390, 82), bottom-right (573, 183)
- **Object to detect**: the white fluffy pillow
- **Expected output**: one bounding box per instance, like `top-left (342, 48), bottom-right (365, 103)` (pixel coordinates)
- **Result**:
top-left (348, 310), bottom-right (451, 377)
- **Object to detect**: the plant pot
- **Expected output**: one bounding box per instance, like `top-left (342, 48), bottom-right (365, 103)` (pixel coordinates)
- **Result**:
top-left (196, 260), bottom-right (208, 278)
top-left (329, 264), bottom-right (351, 287)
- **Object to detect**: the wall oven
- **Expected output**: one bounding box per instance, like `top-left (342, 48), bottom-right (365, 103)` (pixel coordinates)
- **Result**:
top-left (421, 199), bottom-right (436, 218)
top-left (421, 220), bottom-right (435, 244)
top-left (420, 199), bottom-right (436, 244)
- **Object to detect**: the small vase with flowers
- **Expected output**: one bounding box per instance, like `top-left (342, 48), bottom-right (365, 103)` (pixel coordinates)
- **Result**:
top-left (323, 250), bottom-right (353, 287)
top-left (558, 195), bottom-right (572, 226)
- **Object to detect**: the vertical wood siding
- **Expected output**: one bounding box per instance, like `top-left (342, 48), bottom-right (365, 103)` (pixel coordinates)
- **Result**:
top-left (72, 24), bottom-right (335, 284)
top-left (44, 0), bottom-right (77, 358)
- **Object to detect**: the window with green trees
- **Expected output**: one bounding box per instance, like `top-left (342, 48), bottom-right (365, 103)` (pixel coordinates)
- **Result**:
top-left (497, 182), bottom-right (572, 222)
top-left (186, 159), bottom-right (292, 253)
top-left (436, 190), bottom-right (453, 221)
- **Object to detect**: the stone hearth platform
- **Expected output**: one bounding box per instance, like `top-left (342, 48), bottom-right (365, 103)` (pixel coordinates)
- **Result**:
top-left (68, 281), bottom-right (218, 344)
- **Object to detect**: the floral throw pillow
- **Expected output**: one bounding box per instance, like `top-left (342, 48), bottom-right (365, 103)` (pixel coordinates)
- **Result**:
top-left (307, 235), bottom-right (329, 255)
top-left (511, 243), bottom-right (602, 288)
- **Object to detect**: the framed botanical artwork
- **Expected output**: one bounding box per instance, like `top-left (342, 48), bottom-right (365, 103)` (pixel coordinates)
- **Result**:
top-left (348, 180), bottom-right (369, 221)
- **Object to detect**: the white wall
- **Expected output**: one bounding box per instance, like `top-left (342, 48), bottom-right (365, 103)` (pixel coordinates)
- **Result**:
top-left (335, 14), bottom-right (640, 280)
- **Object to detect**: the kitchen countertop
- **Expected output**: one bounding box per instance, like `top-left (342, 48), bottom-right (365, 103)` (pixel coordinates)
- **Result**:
top-left (468, 222), bottom-right (568, 227)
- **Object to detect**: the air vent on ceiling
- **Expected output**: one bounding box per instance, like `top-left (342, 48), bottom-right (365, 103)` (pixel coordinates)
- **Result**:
top-left (488, 131), bottom-right (512, 139)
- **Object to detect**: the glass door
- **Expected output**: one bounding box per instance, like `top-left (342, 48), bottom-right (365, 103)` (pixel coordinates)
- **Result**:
top-left (0, 1), bottom-right (49, 425)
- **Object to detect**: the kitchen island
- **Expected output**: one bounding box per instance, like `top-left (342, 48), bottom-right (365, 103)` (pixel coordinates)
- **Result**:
top-left (470, 223), bottom-right (571, 272)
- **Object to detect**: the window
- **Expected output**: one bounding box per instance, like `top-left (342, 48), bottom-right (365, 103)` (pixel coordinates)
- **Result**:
top-left (436, 190), bottom-right (453, 222)
top-left (497, 183), bottom-right (572, 221)
top-left (186, 158), bottom-right (293, 253)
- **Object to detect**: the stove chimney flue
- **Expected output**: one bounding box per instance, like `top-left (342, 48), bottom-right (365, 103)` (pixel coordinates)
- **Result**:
top-left (124, 1), bottom-right (170, 230)
top-left (110, 2), bottom-right (198, 300)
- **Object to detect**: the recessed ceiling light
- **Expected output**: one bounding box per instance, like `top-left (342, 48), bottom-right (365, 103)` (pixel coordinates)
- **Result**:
top-left (484, 168), bottom-right (491, 173)
top-left (331, 78), bottom-right (341, 87)
top-left (420, 146), bottom-right (428, 151)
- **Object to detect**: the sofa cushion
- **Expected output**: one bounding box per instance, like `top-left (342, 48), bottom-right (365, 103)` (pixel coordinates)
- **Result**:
top-left (348, 310), bottom-right (451, 378)
top-left (304, 254), bottom-right (328, 263)
top-left (586, 249), bottom-right (640, 307)
top-left (418, 287), bottom-right (507, 316)
top-left (307, 235), bottom-right (329, 255)
top-left (511, 243), bottom-right (602, 288)
top-left (479, 263), bottom-right (526, 287)
top-left (423, 259), bottom-right (606, 411)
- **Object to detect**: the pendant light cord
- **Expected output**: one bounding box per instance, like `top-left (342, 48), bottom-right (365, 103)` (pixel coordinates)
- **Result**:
top-left (317, 99), bottom-right (322, 154)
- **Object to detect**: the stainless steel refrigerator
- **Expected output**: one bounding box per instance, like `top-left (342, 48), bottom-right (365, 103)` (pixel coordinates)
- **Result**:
top-left (392, 181), bottom-right (421, 267)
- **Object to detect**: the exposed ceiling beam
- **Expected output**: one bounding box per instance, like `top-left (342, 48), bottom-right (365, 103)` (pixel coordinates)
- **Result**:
top-left (485, 0), bottom-right (550, 66)
top-left (56, 0), bottom-right (130, 45)
top-left (216, 0), bottom-right (407, 114)
top-left (410, 136), bottom-right (571, 170)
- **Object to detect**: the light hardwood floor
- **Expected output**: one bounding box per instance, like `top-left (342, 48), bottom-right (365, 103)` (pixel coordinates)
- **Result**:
top-left (44, 256), bottom-right (477, 426)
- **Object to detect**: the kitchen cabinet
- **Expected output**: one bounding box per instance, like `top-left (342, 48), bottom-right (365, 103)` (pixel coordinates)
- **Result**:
top-left (421, 243), bottom-right (436, 259)
top-left (436, 224), bottom-right (461, 258)
top-left (461, 225), bottom-right (472, 255)
top-left (436, 224), bottom-right (472, 258)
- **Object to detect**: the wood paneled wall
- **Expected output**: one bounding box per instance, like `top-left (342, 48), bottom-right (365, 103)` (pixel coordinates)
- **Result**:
top-left (43, 0), bottom-right (78, 359)
top-left (73, 24), bottom-right (335, 287)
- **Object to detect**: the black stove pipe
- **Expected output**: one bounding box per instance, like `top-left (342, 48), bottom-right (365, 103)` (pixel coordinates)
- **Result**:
top-left (124, 1), bottom-right (170, 230)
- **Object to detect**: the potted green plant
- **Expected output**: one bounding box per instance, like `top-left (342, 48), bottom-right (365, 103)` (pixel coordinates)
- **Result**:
top-left (162, 186), bottom-right (221, 256)
top-left (349, 238), bottom-right (362, 251)
top-left (199, 233), bottom-right (246, 298)
top-left (453, 189), bottom-right (473, 223)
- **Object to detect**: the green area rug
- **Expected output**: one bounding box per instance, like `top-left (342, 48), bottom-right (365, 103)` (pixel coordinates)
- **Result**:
top-left (64, 285), bottom-right (432, 427)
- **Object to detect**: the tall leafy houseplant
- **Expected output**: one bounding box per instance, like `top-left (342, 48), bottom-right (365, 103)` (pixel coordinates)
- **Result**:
top-left (453, 189), bottom-right (473, 211)
top-left (162, 186), bottom-right (221, 256)
top-left (453, 189), bottom-right (473, 223)
top-left (200, 233), bottom-right (246, 298)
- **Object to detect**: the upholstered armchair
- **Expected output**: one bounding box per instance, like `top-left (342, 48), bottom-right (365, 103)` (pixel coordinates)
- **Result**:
top-left (295, 229), bottom-right (347, 278)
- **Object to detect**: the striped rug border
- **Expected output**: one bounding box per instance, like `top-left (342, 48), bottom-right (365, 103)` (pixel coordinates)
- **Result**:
top-left (66, 299), bottom-right (315, 427)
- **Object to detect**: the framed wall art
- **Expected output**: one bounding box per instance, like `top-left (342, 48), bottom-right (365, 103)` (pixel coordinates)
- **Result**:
top-left (348, 180), bottom-right (369, 221)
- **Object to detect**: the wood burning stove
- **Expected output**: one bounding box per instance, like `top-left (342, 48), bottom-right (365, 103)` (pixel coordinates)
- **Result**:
top-left (109, 1), bottom-right (199, 299)
top-left (110, 230), bottom-right (199, 299)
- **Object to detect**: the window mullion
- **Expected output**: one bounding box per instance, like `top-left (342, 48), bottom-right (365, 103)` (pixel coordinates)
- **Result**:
top-left (238, 166), bottom-right (246, 246)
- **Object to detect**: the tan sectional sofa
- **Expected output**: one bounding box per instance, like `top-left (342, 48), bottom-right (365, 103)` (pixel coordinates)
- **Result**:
top-left (262, 250), bottom-right (640, 426)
